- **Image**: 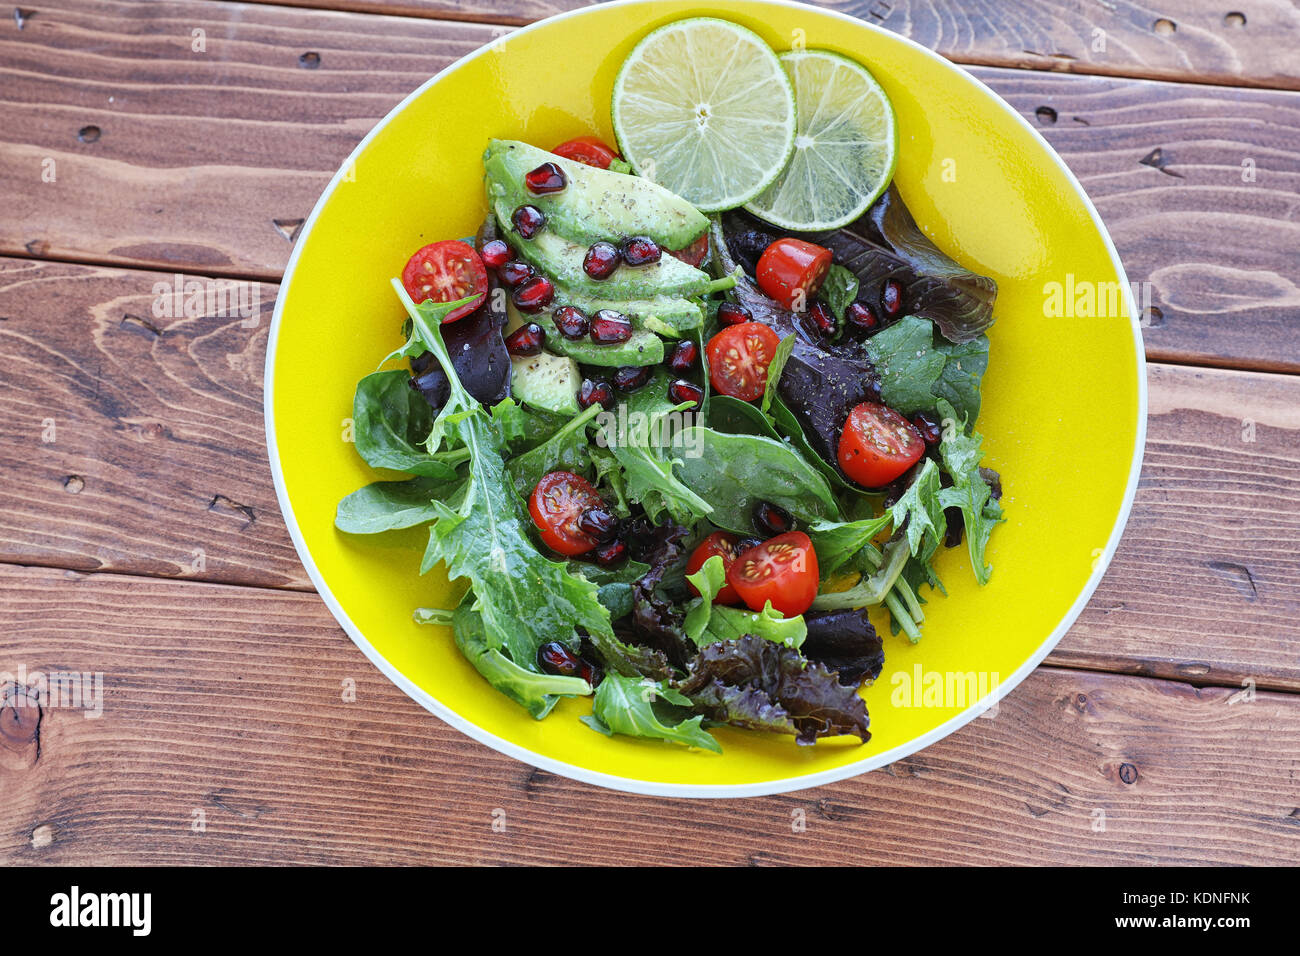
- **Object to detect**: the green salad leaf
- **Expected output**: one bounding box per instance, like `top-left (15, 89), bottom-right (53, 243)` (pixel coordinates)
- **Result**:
top-left (506, 402), bottom-right (601, 497)
top-left (581, 674), bottom-right (721, 752)
top-left (351, 370), bottom-right (467, 478)
top-left (335, 475), bottom-right (465, 535)
top-left (816, 263), bottom-right (859, 322)
top-left (935, 401), bottom-right (1004, 586)
top-left (864, 315), bottom-right (989, 426)
top-left (683, 556), bottom-right (807, 649)
top-left (760, 333), bottom-right (797, 416)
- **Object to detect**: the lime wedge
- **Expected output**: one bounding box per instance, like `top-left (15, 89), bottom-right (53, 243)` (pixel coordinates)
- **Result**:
top-left (612, 18), bottom-right (796, 213)
top-left (744, 49), bottom-right (898, 231)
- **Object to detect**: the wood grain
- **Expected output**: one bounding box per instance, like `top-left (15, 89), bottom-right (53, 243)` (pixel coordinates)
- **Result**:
top-left (3, 258), bottom-right (1299, 687)
top-left (229, 0), bottom-right (1300, 91)
top-left (2, 0), bottom-right (1299, 370)
top-left (0, 563), bottom-right (1296, 866)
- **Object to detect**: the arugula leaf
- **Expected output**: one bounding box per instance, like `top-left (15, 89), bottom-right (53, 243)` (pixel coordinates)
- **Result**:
top-left (683, 556), bottom-right (807, 649)
top-left (811, 531), bottom-right (911, 611)
top-left (352, 370), bottom-right (467, 477)
top-left (378, 295), bottom-right (478, 366)
top-left (506, 402), bottom-right (601, 497)
top-left (448, 602), bottom-right (590, 719)
top-left (581, 674), bottom-right (721, 752)
top-left (863, 315), bottom-right (989, 425)
top-left (671, 426), bottom-right (841, 533)
top-left (335, 475), bottom-right (464, 535)
top-left (806, 513), bottom-right (891, 578)
top-left (589, 445), bottom-right (632, 516)
top-left (392, 279), bottom-right (615, 671)
top-left (598, 419), bottom-right (712, 525)
top-left (816, 263), bottom-right (859, 322)
top-left (934, 402), bottom-right (1004, 585)
top-left (760, 333), bottom-right (796, 416)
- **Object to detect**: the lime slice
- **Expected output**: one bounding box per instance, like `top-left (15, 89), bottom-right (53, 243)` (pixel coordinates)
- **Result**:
top-left (612, 18), bottom-right (796, 213)
top-left (744, 49), bottom-right (898, 231)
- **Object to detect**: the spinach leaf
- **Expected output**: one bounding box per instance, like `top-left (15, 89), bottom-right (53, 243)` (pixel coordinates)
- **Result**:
top-left (767, 394), bottom-right (860, 494)
top-left (506, 402), bottom-right (602, 497)
top-left (393, 280), bottom-right (616, 672)
top-left (671, 426), bottom-right (841, 533)
top-left (352, 370), bottom-right (465, 478)
top-left (335, 475), bottom-right (464, 535)
top-left (863, 315), bottom-right (989, 425)
top-left (683, 556), bottom-right (806, 649)
top-left (448, 601), bottom-right (591, 719)
top-left (581, 674), bottom-right (721, 752)
top-left (817, 263), bottom-right (859, 322)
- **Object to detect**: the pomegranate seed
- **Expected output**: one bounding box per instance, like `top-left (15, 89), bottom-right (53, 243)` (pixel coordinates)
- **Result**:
top-left (881, 278), bottom-right (904, 319)
top-left (621, 235), bottom-right (661, 266)
top-left (810, 301), bottom-right (836, 334)
top-left (583, 241), bottom-right (621, 280)
top-left (499, 260), bottom-right (534, 287)
top-left (504, 322), bottom-right (545, 356)
top-left (578, 507), bottom-right (619, 543)
top-left (735, 536), bottom-right (764, 554)
top-left (578, 659), bottom-right (604, 685)
top-left (668, 379), bottom-right (704, 409)
top-left (847, 301), bottom-right (879, 330)
top-left (512, 275), bottom-right (554, 313)
top-left (753, 501), bottom-right (794, 536)
top-left (524, 162), bottom-right (567, 195)
top-left (552, 305), bottom-right (590, 339)
top-left (512, 204), bottom-right (545, 239)
top-left (537, 641), bottom-right (583, 677)
top-left (912, 411), bottom-right (943, 446)
top-left (479, 239), bottom-right (511, 269)
top-left (577, 378), bottom-right (613, 409)
top-left (613, 365), bottom-right (651, 391)
top-left (717, 302), bottom-right (752, 326)
top-left (593, 539), bottom-right (627, 566)
top-left (590, 309), bottom-right (633, 344)
top-left (668, 339), bottom-right (698, 374)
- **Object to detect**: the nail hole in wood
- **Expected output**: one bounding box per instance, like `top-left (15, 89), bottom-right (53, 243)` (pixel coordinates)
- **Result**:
top-left (298, 51), bottom-right (321, 69)
top-left (1153, 18), bottom-right (1176, 35)
top-left (14, 7), bottom-right (34, 29)
top-left (1224, 12), bottom-right (1246, 28)
top-left (77, 125), bottom-right (101, 143)
top-left (63, 475), bottom-right (84, 494)
top-left (1034, 106), bottom-right (1058, 125)
top-left (1141, 306), bottom-right (1165, 328)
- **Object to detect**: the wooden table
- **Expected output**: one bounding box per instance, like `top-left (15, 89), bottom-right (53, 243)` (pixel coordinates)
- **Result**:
top-left (2, 0), bottom-right (1298, 866)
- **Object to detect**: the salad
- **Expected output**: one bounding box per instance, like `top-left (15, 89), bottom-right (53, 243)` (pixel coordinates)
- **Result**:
top-left (335, 19), bottom-right (1003, 753)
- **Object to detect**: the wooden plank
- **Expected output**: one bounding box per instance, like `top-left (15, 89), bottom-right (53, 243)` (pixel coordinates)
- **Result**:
top-left (0, 564), bottom-right (1295, 865)
top-left (2, 1), bottom-right (1297, 371)
top-left (2, 257), bottom-right (1299, 687)
top-left (229, 0), bottom-right (1300, 91)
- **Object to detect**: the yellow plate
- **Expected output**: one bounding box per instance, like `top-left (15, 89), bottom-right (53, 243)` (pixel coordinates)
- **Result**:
top-left (265, 0), bottom-right (1145, 797)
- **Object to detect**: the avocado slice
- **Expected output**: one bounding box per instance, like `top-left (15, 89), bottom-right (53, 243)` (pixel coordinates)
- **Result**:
top-left (484, 139), bottom-right (708, 250)
top-left (509, 349), bottom-right (580, 415)
top-left (507, 301), bottom-right (664, 367)
top-left (553, 288), bottom-right (703, 339)
top-left (492, 200), bottom-right (716, 299)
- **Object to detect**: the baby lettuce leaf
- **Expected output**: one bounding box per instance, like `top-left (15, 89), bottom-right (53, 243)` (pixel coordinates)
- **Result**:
top-left (671, 426), bottom-right (841, 533)
top-left (335, 475), bottom-right (465, 535)
top-left (352, 370), bottom-right (466, 478)
top-left (807, 513), bottom-right (891, 578)
top-left (760, 333), bottom-right (797, 416)
top-left (683, 556), bottom-right (807, 650)
top-left (505, 402), bottom-right (602, 497)
top-left (392, 279), bottom-right (615, 672)
top-left (627, 519), bottom-right (696, 669)
top-left (935, 401), bottom-right (1005, 585)
top-left (582, 674), bottom-right (721, 752)
top-left (678, 636), bottom-right (870, 744)
top-left (599, 418), bottom-right (713, 525)
top-left (817, 263), bottom-right (859, 322)
top-left (449, 602), bottom-right (591, 719)
top-left (863, 315), bottom-right (989, 425)
top-left (804, 184), bottom-right (997, 344)
top-left (801, 608), bottom-right (885, 686)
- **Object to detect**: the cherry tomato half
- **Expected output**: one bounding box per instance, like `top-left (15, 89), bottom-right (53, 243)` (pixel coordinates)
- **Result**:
top-left (401, 240), bottom-right (488, 322)
top-left (705, 321), bottom-right (782, 402)
top-left (686, 531), bottom-right (743, 605)
top-left (726, 531), bottom-right (819, 618)
top-left (837, 401), bottom-right (925, 488)
top-left (755, 238), bottom-right (832, 311)
top-left (667, 234), bottom-right (710, 268)
top-left (552, 136), bottom-right (620, 169)
top-left (529, 471), bottom-right (603, 556)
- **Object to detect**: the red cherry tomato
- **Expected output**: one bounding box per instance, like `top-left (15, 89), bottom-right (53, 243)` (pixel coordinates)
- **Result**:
top-left (686, 531), bottom-right (742, 605)
top-left (528, 471), bottom-right (603, 556)
top-left (755, 238), bottom-right (832, 311)
top-left (705, 321), bottom-right (782, 402)
top-left (837, 402), bottom-right (926, 488)
top-left (552, 136), bottom-right (620, 169)
top-left (667, 234), bottom-right (709, 268)
top-left (401, 240), bottom-right (488, 322)
top-left (726, 531), bottom-right (819, 618)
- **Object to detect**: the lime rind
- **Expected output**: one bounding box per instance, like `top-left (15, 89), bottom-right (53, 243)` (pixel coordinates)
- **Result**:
top-left (744, 49), bottom-right (899, 231)
top-left (612, 17), bottom-right (797, 213)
